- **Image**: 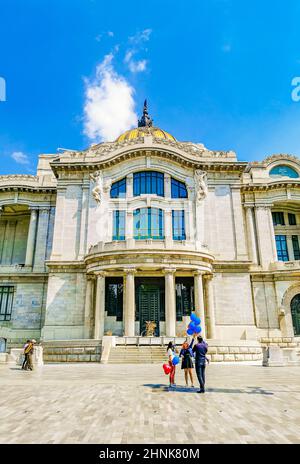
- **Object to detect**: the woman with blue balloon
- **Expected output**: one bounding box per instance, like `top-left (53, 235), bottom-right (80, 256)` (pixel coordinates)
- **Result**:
top-left (166, 341), bottom-right (179, 388)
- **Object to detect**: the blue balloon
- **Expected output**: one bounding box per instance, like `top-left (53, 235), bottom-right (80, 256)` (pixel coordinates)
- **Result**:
top-left (194, 325), bottom-right (202, 334)
top-left (172, 356), bottom-right (179, 365)
top-left (188, 322), bottom-right (196, 332)
top-left (190, 313), bottom-right (201, 325)
top-left (187, 328), bottom-right (194, 336)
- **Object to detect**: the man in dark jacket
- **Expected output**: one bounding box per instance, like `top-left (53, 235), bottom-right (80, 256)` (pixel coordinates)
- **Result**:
top-left (192, 336), bottom-right (209, 393)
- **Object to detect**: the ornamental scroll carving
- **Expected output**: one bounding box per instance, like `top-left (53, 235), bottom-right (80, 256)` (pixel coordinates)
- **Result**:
top-left (194, 170), bottom-right (208, 201)
top-left (90, 170), bottom-right (103, 204)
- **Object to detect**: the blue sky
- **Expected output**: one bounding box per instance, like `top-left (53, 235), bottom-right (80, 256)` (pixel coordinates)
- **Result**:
top-left (0, 0), bottom-right (300, 174)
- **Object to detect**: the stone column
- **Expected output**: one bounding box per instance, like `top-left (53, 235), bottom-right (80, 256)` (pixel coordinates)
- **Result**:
top-left (34, 207), bottom-right (50, 268)
top-left (164, 174), bottom-right (171, 198)
top-left (245, 205), bottom-right (258, 264)
top-left (25, 207), bottom-right (38, 266)
top-left (126, 211), bottom-right (134, 244)
top-left (204, 274), bottom-right (216, 339)
top-left (124, 268), bottom-right (136, 336)
top-left (78, 184), bottom-right (89, 259)
top-left (164, 268), bottom-right (176, 337)
top-left (193, 271), bottom-right (206, 338)
top-left (255, 205), bottom-right (277, 267)
top-left (164, 209), bottom-right (172, 246)
top-left (94, 272), bottom-right (106, 339)
top-left (231, 188), bottom-right (248, 260)
top-left (127, 174), bottom-right (133, 198)
top-left (287, 236), bottom-right (294, 261)
top-left (2, 219), bottom-right (16, 264)
top-left (84, 277), bottom-right (94, 338)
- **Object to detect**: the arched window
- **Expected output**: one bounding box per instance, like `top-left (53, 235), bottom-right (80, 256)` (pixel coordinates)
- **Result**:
top-left (134, 208), bottom-right (164, 239)
top-left (133, 171), bottom-right (164, 196)
top-left (291, 294), bottom-right (300, 335)
top-left (171, 178), bottom-right (188, 198)
top-left (270, 165), bottom-right (299, 179)
top-left (110, 178), bottom-right (126, 198)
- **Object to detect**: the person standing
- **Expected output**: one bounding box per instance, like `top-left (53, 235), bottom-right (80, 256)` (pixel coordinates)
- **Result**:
top-left (23, 339), bottom-right (36, 371)
top-left (192, 336), bottom-right (209, 393)
top-left (22, 339), bottom-right (31, 370)
top-left (179, 339), bottom-right (195, 387)
top-left (166, 341), bottom-right (177, 387)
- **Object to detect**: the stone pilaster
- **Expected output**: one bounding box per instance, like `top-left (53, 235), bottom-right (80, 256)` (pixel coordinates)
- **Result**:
top-left (163, 268), bottom-right (176, 337)
top-left (124, 268), bottom-right (136, 336)
top-left (193, 271), bottom-right (206, 338)
top-left (164, 209), bottom-right (172, 246)
top-left (255, 205), bottom-right (277, 266)
top-left (25, 207), bottom-right (38, 267)
top-left (231, 188), bottom-right (248, 260)
top-left (204, 274), bottom-right (216, 339)
top-left (164, 174), bottom-right (171, 198)
top-left (34, 207), bottom-right (50, 269)
top-left (78, 185), bottom-right (89, 259)
top-left (245, 205), bottom-right (258, 264)
top-left (94, 272), bottom-right (106, 339)
top-left (84, 277), bottom-right (95, 338)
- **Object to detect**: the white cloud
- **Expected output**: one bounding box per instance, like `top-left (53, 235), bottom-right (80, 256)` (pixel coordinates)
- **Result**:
top-left (129, 28), bottom-right (152, 44)
top-left (83, 53), bottom-right (137, 142)
top-left (128, 59), bottom-right (147, 73)
top-left (107, 31), bottom-right (114, 37)
top-left (124, 50), bottom-right (148, 73)
top-left (11, 151), bottom-right (30, 165)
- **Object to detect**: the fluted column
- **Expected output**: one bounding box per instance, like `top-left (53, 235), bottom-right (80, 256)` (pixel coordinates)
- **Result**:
top-left (25, 207), bottom-right (38, 266)
top-left (84, 277), bottom-right (95, 338)
top-left (245, 205), bottom-right (258, 264)
top-left (194, 271), bottom-right (206, 338)
top-left (124, 268), bottom-right (136, 336)
top-left (94, 272), bottom-right (106, 339)
top-left (204, 274), bottom-right (216, 339)
top-left (164, 268), bottom-right (176, 337)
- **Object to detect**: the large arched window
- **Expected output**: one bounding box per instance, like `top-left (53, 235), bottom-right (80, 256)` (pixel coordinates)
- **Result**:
top-left (134, 207), bottom-right (164, 239)
top-left (133, 171), bottom-right (164, 196)
top-left (171, 178), bottom-right (188, 198)
top-left (110, 178), bottom-right (126, 198)
top-left (291, 294), bottom-right (300, 335)
top-left (270, 165), bottom-right (299, 179)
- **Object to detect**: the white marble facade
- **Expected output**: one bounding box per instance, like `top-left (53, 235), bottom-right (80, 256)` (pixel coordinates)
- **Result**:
top-left (1, 121), bottom-right (300, 349)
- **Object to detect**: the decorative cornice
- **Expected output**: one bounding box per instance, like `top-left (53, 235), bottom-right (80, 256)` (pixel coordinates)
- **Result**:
top-left (247, 153), bottom-right (300, 170)
top-left (0, 174), bottom-right (56, 193)
top-left (241, 180), bottom-right (300, 192)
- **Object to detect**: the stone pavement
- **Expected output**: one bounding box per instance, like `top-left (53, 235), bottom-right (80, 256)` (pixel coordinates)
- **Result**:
top-left (0, 363), bottom-right (299, 444)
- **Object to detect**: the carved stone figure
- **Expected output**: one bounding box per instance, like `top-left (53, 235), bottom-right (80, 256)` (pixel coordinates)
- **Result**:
top-left (145, 321), bottom-right (157, 337)
top-left (90, 170), bottom-right (103, 204)
top-left (194, 170), bottom-right (208, 201)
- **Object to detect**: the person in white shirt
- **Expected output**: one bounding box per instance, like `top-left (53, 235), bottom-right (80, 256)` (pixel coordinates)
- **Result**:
top-left (167, 341), bottom-right (177, 387)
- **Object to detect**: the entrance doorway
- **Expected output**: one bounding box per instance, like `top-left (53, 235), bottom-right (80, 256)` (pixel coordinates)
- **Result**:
top-left (291, 294), bottom-right (300, 336)
top-left (135, 278), bottom-right (165, 336)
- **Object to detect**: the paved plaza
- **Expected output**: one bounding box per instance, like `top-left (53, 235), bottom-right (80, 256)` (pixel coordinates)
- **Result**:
top-left (0, 362), bottom-right (299, 444)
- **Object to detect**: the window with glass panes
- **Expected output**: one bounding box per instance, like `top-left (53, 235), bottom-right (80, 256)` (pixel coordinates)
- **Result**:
top-left (275, 235), bottom-right (289, 261)
top-left (175, 278), bottom-right (194, 321)
top-left (292, 236), bottom-right (300, 260)
top-left (133, 207), bottom-right (164, 239)
top-left (272, 212), bottom-right (285, 226)
top-left (288, 213), bottom-right (297, 226)
top-left (172, 210), bottom-right (186, 240)
top-left (105, 278), bottom-right (123, 321)
top-left (171, 178), bottom-right (187, 198)
top-left (112, 210), bottom-right (125, 240)
top-left (133, 171), bottom-right (164, 196)
top-left (0, 287), bottom-right (14, 321)
top-left (110, 178), bottom-right (126, 198)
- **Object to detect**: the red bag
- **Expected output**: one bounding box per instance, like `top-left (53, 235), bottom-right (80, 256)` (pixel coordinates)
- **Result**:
top-left (163, 363), bottom-right (171, 375)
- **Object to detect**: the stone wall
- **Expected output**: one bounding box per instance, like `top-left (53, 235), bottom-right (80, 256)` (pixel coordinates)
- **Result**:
top-left (42, 271), bottom-right (86, 340)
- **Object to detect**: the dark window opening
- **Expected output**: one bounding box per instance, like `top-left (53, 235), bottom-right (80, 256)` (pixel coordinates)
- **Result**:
top-left (175, 277), bottom-right (194, 321)
top-left (105, 278), bottom-right (123, 321)
top-left (0, 286), bottom-right (14, 321)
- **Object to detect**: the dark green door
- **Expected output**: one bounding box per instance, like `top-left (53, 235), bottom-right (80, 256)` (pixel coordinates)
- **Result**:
top-left (137, 284), bottom-right (160, 336)
top-left (291, 294), bottom-right (300, 336)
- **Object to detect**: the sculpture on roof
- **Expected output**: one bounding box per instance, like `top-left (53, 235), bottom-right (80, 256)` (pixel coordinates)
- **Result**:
top-left (138, 99), bottom-right (153, 127)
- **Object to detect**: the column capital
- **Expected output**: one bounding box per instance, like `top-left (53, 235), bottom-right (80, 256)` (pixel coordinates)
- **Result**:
top-left (203, 273), bottom-right (214, 281)
top-left (124, 267), bottom-right (137, 275)
top-left (243, 203), bottom-right (255, 209)
top-left (193, 270), bottom-right (204, 277)
top-left (162, 267), bottom-right (176, 275)
top-left (86, 274), bottom-right (96, 281)
top-left (95, 271), bottom-right (106, 278)
top-left (255, 203), bottom-right (274, 210)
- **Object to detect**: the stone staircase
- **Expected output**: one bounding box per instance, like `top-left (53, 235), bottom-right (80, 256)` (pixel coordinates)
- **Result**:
top-left (108, 345), bottom-right (167, 364)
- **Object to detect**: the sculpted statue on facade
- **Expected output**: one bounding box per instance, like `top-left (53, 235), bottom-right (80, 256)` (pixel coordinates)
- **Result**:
top-left (194, 170), bottom-right (208, 201)
top-left (90, 170), bottom-right (103, 204)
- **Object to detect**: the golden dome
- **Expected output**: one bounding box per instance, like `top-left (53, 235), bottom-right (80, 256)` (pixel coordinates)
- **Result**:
top-left (116, 126), bottom-right (176, 142)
